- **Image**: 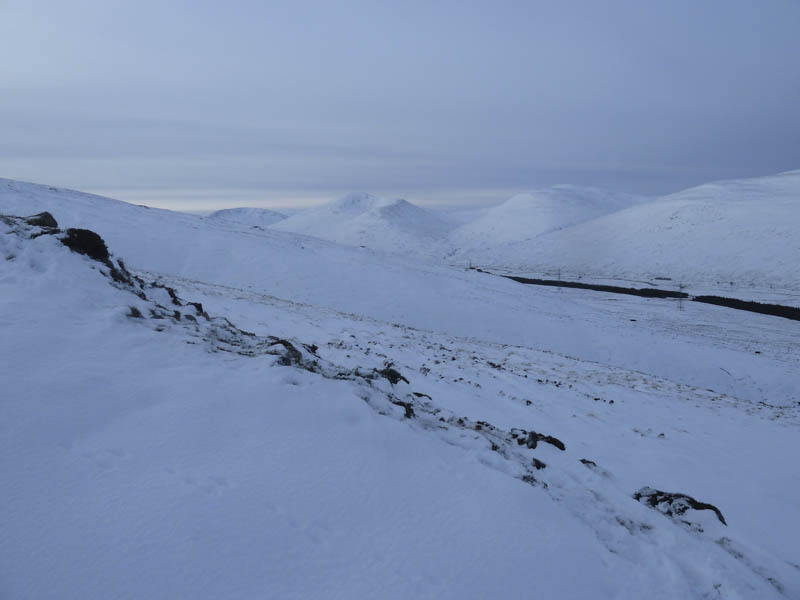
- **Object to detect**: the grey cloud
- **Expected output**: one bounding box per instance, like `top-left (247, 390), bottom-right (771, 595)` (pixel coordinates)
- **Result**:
top-left (1, 0), bottom-right (799, 208)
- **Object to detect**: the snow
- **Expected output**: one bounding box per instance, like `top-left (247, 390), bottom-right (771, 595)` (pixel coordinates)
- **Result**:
top-left (249, 172), bottom-right (800, 299)
top-left (1, 179), bottom-right (799, 598)
top-left (448, 185), bottom-right (646, 256)
top-left (270, 192), bottom-right (456, 259)
top-left (459, 171), bottom-right (800, 294)
top-left (206, 206), bottom-right (287, 229)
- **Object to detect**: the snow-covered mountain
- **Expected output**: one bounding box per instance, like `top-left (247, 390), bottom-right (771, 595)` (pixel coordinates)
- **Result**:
top-left (2, 179), bottom-right (799, 598)
top-left (206, 206), bottom-right (287, 229)
top-left (270, 192), bottom-right (456, 258)
top-left (460, 171), bottom-right (800, 292)
top-left (449, 185), bottom-right (646, 254)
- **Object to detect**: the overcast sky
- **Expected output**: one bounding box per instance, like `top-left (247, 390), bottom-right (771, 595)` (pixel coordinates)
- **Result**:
top-left (2, 0), bottom-right (799, 210)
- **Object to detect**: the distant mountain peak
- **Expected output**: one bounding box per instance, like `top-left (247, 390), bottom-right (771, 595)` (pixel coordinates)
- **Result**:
top-left (270, 192), bottom-right (454, 257)
top-left (328, 192), bottom-right (394, 212)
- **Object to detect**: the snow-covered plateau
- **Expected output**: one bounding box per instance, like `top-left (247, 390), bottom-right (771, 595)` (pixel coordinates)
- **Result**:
top-left (1, 177), bottom-right (798, 599)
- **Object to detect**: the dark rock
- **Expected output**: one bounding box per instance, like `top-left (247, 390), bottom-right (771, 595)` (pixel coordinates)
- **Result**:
top-left (60, 228), bottom-right (110, 263)
top-left (109, 265), bottom-right (132, 285)
top-left (390, 399), bottom-right (415, 418)
top-left (531, 458), bottom-right (546, 470)
top-left (376, 365), bottom-right (409, 386)
top-left (128, 306), bottom-right (143, 318)
top-left (268, 338), bottom-right (304, 366)
top-left (108, 259), bottom-right (137, 286)
top-left (580, 458), bottom-right (597, 468)
top-left (520, 474), bottom-right (547, 488)
top-left (150, 282), bottom-right (182, 306)
top-left (525, 431), bottom-right (566, 451)
top-left (633, 487), bottom-right (727, 525)
top-left (25, 212), bottom-right (58, 228)
top-left (186, 302), bottom-right (209, 320)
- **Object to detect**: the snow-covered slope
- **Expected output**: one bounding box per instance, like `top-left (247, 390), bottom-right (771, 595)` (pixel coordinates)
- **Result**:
top-left (0, 177), bottom-right (794, 405)
top-left (206, 206), bottom-right (287, 229)
top-left (461, 171), bottom-right (800, 292)
top-left (1, 204), bottom-right (799, 599)
top-left (0, 217), bottom-right (615, 598)
top-left (449, 185), bottom-right (646, 254)
top-left (270, 192), bottom-right (455, 258)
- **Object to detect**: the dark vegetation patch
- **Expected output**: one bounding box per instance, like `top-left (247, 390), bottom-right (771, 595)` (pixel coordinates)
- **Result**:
top-left (60, 228), bottom-right (111, 263)
top-left (268, 338), bottom-right (304, 366)
top-left (501, 275), bottom-right (689, 299)
top-left (693, 295), bottom-right (800, 321)
top-left (634, 487), bottom-right (727, 526)
top-left (616, 516), bottom-right (653, 534)
top-left (376, 364), bottom-right (409, 385)
top-left (109, 259), bottom-right (143, 291)
top-left (150, 281), bottom-right (182, 306)
top-left (477, 268), bottom-right (800, 322)
top-left (390, 398), bottom-right (415, 418)
top-left (511, 429), bottom-right (566, 451)
top-left (186, 301), bottom-right (210, 320)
